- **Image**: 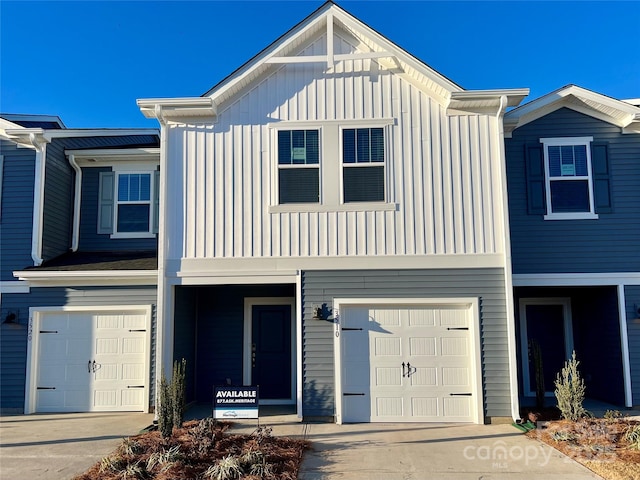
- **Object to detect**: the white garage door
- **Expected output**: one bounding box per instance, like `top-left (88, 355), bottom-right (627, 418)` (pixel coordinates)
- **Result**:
top-left (33, 309), bottom-right (149, 413)
top-left (338, 303), bottom-right (480, 423)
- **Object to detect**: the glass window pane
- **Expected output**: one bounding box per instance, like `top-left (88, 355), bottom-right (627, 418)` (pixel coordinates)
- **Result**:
top-left (574, 145), bottom-right (588, 176)
top-left (343, 129), bottom-right (356, 163)
top-left (344, 165), bottom-right (384, 202)
top-left (117, 204), bottom-right (150, 232)
top-left (278, 130), bottom-right (291, 165)
top-left (550, 180), bottom-right (590, 213)
top-left (548, 146), bottom-right (561, 177)
top-left (118, 174), bottom-right (130, 201)
top-left (356, 129), bottom-right (370, 163)
top-left (138, 174), bottom-right (150, 201)
top-left (130, 174), bottom-right (141, 201)
top-left (306, 130), bottom-right (319, 165)
top-left (279, 168), bottom-right (319, 204)
top-left (371, 128), bottom-right (384, 163)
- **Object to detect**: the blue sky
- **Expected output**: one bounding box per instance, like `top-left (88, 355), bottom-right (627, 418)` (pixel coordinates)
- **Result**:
top-left (1, 1), bottom-right (638, 128)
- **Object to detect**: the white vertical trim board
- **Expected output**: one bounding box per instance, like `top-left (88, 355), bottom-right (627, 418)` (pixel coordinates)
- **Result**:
top-left (332, 297), bottom-right (484, 424)
top-left (243, 297), bottom-right (297, 406)
top-left (295, 273), bottom-right (303, 419)
top-left (617, 285), bottom-right (633, 407)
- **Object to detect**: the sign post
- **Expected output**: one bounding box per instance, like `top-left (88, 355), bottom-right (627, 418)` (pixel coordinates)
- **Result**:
top-left (213, 386), bottom-right (259, 420)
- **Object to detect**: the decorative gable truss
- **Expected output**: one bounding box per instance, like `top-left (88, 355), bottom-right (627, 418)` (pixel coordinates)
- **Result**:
top-left (138, 2), bottom-right (528, 267)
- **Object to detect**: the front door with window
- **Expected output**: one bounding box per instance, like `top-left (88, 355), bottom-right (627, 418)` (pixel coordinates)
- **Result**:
top-left (251, 304), bottom-right (292, 401)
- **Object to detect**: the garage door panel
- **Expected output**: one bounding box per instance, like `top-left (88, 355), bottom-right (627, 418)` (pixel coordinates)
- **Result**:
top-left (375, 367), bottom-right (402, 386)
top-left (411, 397), bottom-right (439, 417)
top-left (340, 303), bottom-right (478, 423)
top-left (409, 337), bottom-right (436, 356)
top-left (34, 310), bottom-right (148, 413)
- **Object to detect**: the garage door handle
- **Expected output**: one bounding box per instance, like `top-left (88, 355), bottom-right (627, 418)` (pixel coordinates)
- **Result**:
top-left (127, 385), bottom-right (144, 389)
top-left (447, 327), bottom-right (469, 331)
top-left (343, 393), bottom-right (365, 396)
top-left (449, 393), bottom-right (472, 396)
top-left (37, 387), bottom-right (56, 390)
top-left (88, 360), bottom-right (92, 373)
top-left (341, 327), bottom-right (363, 331)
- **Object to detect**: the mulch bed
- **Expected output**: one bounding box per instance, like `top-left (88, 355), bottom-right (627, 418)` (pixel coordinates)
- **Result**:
top-left (72, 419), bottom-right (309, 480)
top-left (527, 417), bottom-right (640, 480)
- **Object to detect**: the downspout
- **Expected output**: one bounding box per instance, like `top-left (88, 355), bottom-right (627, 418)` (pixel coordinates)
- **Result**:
top-left (495, 95), bottom-right (522, 422)
top-left (68, 154), bottom-right (82, 252)
top-left (29, 132), bottom-right (49, 266)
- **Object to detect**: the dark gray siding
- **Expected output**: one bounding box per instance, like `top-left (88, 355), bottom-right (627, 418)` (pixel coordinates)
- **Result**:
top-left (302, 268), bottom-right (509, 419)
top-left (52, 135), bottom-right (159, 254)
top-left (506, 108), bottom-right (640, 274)
top-left (41, 138), bottom-right (74, 261)
top-left (0, 285), bottom-right (157, 413)
top-left (626, 285), bottom-right (640, 405)
top-left (0, 140), bottom-right (36, 279)
top-left (79, 167), bottom-right (157, 251)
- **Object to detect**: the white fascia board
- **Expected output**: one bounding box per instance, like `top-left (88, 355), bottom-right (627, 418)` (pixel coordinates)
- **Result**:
top-left (137, 97), bottom-right (217, 120)
top-left (513, 272), bottom-right (640, 287)
top-left (450, 89), bottom-right (530, 107)
top-left (14, 270), bottom-right (158, 286)
top-left (505, 85), bottom-right (640, 132)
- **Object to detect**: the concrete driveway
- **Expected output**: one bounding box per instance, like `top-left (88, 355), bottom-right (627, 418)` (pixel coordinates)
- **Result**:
top-left (0, 412), bottom-right (154, 480)
top-left (1, 409), bottom-right (602, 480)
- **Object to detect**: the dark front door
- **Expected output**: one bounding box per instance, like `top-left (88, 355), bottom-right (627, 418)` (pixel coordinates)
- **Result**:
top-left (251, 305), bottom-right (292, 400)
top-left (525, 303), bottom-right (568, 394)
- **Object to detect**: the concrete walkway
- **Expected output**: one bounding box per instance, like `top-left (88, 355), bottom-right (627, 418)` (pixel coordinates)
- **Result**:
top-left (0, 412), bottom-right (154, 480)
top-left (228, 417), bottom-right (603, 480)
top-left (0, 409), bottom-right (602, 480)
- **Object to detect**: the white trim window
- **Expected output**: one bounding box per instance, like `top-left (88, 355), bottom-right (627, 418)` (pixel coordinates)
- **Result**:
top-left (342, 127), bottom-right (385, 203)
top-left (277, 129), bottom-right (320, 204)
top-left (115, 172), bottom-right (152, 234)
top-left (541, 136), bottom-right (597, 220)
top-left (98, 169), bottom-right (159, 238)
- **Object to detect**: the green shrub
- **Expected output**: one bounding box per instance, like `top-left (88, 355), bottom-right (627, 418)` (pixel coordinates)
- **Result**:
top-left (157, 358), bottom-right (187, 438)
top-left (172, 358), bottom-right (187, 429)
top-left (624, 424), bottom-right (640, 449)
top-left (554, 351), bottom-right (587, 421)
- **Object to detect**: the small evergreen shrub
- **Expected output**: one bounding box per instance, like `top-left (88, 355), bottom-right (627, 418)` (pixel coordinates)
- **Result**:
top-left (157, 372), bottom-right (173, 438)
top-left (554, 351), bottom-right (587, 421)
top-left (172, 358), bottom-right (187, 429)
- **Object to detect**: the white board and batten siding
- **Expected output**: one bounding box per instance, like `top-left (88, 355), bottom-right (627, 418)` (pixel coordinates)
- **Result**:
top-left (163, 28), bottom-right (505, 267)
top-left (25, 306), bottom-right (152, 413)
top-left (333, 298), bottom-right (483, 424)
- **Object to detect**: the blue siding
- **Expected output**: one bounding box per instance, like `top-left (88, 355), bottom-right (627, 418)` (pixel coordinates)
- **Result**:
top-left (0, 286), bottom-right (157, 413)
top-left (79, 167), bottom-right (157, 251)
top-left (42, 139), bottom-right (74, 261)
top-left (0, 140), bottom-right (36, 280)
top-left (506, 108), bottom-right (640, 274)
top-left (302, 268), bottom-right (509, 420)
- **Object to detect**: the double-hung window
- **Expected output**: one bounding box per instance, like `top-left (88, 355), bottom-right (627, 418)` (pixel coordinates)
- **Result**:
top-left (98, 169), bottom-right (159, 237)
top-left (342, 127), bottom-right (385, 202)
top-left (116, 172), bottom-right (152, 232)
top-left (541, 137), bottom-right (596, 219)
top-left (277, 129), bottom-right (320, 204)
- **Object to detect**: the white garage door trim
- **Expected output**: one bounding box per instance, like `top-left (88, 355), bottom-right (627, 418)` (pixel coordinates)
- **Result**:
top-left (25, 305), bottom-right (152, 414)
top-left (333, 298), bottom-right (483, 424)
